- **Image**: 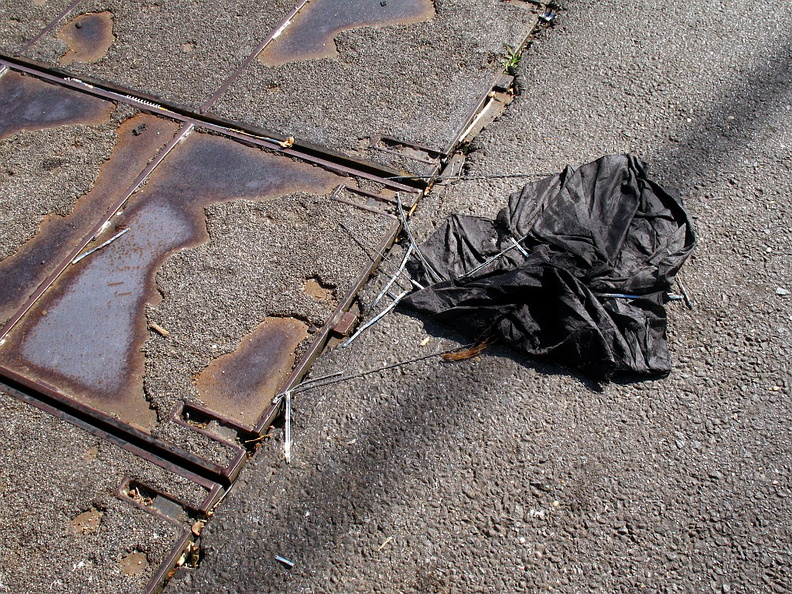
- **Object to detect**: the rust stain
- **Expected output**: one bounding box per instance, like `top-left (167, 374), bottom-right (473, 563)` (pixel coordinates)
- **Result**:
top-left (0, 133), bottom-right (339, 429)
top-left (119, 551), bottom-right (149, 576)
top-left (258, 0), bottom-right (435, 66)
top-left (69, 508), bottom-right (103, 535)
top-left (0, 71), bottom-right (113, 141)
top-left (195, 317), bottom-right (308, 424)
top-left (0, 113), bottom-right (180, 332)
top-left (58, 11), bottom-right (115, 66)
top-left (304, 277), bottom-right (336, 302)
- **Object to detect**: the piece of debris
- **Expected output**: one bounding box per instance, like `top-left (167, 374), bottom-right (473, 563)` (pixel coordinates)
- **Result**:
top-left (119, 551), bottom-right (149, 576)
top-left (284, 390), bottom-right (292, 464)
top-left (278, 136), bottom-right (295, 148)
top-left (149, 321), bottom-right (170, 337)
top-left (69, 508), bottom-right (103, 535)
top-left (403, 154), bottom-right (696, 379)
top-left (176, 542), bottom-right (200, 568)
top-left (442, 337), bottom-right (493, 361)
top-left (377, 536), bottom-right (394, 551)
top-left (275, 555), bottom-right (295, 568)
top-left (72, 227), bottom-right (129, 264)
top-left (776, 287), bottom-right (790, 296)
top-left (332, 311), bottom-right (357, 337)
top-left (132, 123), bottom-right (147, 136)
top-left (191, 520), bottom-right (206, 536)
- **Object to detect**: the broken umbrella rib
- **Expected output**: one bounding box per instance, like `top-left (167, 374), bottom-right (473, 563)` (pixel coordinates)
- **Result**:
top-left (370, 243), bottom-right (415, 311)
top-left (386, 171), bottom-right (554, 182)
top-left (284, 390), bottom-right (292, 464)
top-left (71, 227), bottom-right (129, 264)
top-left (275, 344), bottom-right (476, 398)
top-left (341, 289), bottom-right (409, 347)
top-left (337, 221), bottom-right (422, 291)
top-left (458, 234), bottom-right (531, 280)
top-left (396, 193), bottom-right (443, 283)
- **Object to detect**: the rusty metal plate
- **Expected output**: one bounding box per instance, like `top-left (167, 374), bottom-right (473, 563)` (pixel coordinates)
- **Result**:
top-left (0, 70), bottom-right (179, 330)
top-left (57, 10), bottom-right (114, 65)
top-left (0, 118), bottom-right (404, 463)
top-left (21, 0), bottom-right (301, 109)
top-left (210, 0), bottom-right (540, 175)
top-left (0, 389), bottom-right (210, 594)
top-left (258, 0), bottom-right (435, 66)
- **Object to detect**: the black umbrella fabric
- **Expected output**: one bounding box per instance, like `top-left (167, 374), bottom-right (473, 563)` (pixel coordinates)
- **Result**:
top-left (403, 154), bottom-right (696, 379)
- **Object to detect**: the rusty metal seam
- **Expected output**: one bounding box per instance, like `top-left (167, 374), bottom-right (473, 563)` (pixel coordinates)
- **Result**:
top-left (145, 527), bottom-right (193, 594)
top-left (0, 56), bottom-right (422, 192)
top-left (200, 0), bottom-right (312, 110)
top-left (0, 366), bottom-right (232, 484)
top-left (254, 218), bottom-right (402, 433)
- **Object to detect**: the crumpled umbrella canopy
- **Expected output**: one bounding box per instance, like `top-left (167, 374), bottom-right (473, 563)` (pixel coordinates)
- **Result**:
top-left (403, 154), bottom-right (696, 379)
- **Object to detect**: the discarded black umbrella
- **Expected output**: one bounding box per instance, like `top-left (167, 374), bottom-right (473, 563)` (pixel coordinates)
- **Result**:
top-left (402, 154), bottom-right (696, 379)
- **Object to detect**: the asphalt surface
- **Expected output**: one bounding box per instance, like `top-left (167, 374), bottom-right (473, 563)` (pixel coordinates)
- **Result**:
top-left (2, 0), bottom-right (791, 592)
top-left (181, 1), bottom-right (792, 592)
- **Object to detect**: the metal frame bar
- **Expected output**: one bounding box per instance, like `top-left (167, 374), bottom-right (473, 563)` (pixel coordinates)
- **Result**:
top-left (17, 0), bottom-right (83, 54)
top-left (0, 55), bottom-right (423, 192)
top-left (0, 366), bottom-right (234, 484)
top-left (200, 0), bottom-right (312, 110)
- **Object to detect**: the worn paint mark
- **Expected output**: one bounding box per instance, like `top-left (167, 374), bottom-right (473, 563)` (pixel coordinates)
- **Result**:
top-left (69, 508), bottom-right (103, 535)
top-left (258, 0), bottom-right (435, 66)
top-left (0, 133), bottom-right (338, 429)
top-left (58, 12), bottom-right (115, 65)
top-left (119, 551), bottom-right (149, 576)
top-left (84, 445), bottom-right (100, 460)
top-left (194, 317), bottom-right (308, 424)
top-left (0, 71), bottom-right (112, 141)
top-left (304, 277), bottom-right (336, 302)
top-left (0, 113), bottom-right (179, 330)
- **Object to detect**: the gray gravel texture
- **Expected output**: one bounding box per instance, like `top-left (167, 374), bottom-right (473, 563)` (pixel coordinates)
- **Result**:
top-left (211, 0), bottom-right (539, 173)
top-left (180, 1), bottom-right (792, 592)
top-left (26, 0), bottom-right (297, 109)
top-left (0, 390), bottom-right (207, 593)
top-left (0, 0), bottom-right (70, 55)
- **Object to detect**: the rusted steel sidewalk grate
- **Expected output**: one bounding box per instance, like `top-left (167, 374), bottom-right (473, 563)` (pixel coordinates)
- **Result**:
top-left (0, 66), bottom-right (410, 455)
top-left (4, 0), bottom-right (539, 178)
top-left (0, 66), bottom-right (411, 592)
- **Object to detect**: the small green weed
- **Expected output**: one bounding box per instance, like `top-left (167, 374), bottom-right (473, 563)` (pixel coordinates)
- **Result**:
top-left (501, 44), bottom-right (521, 72)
